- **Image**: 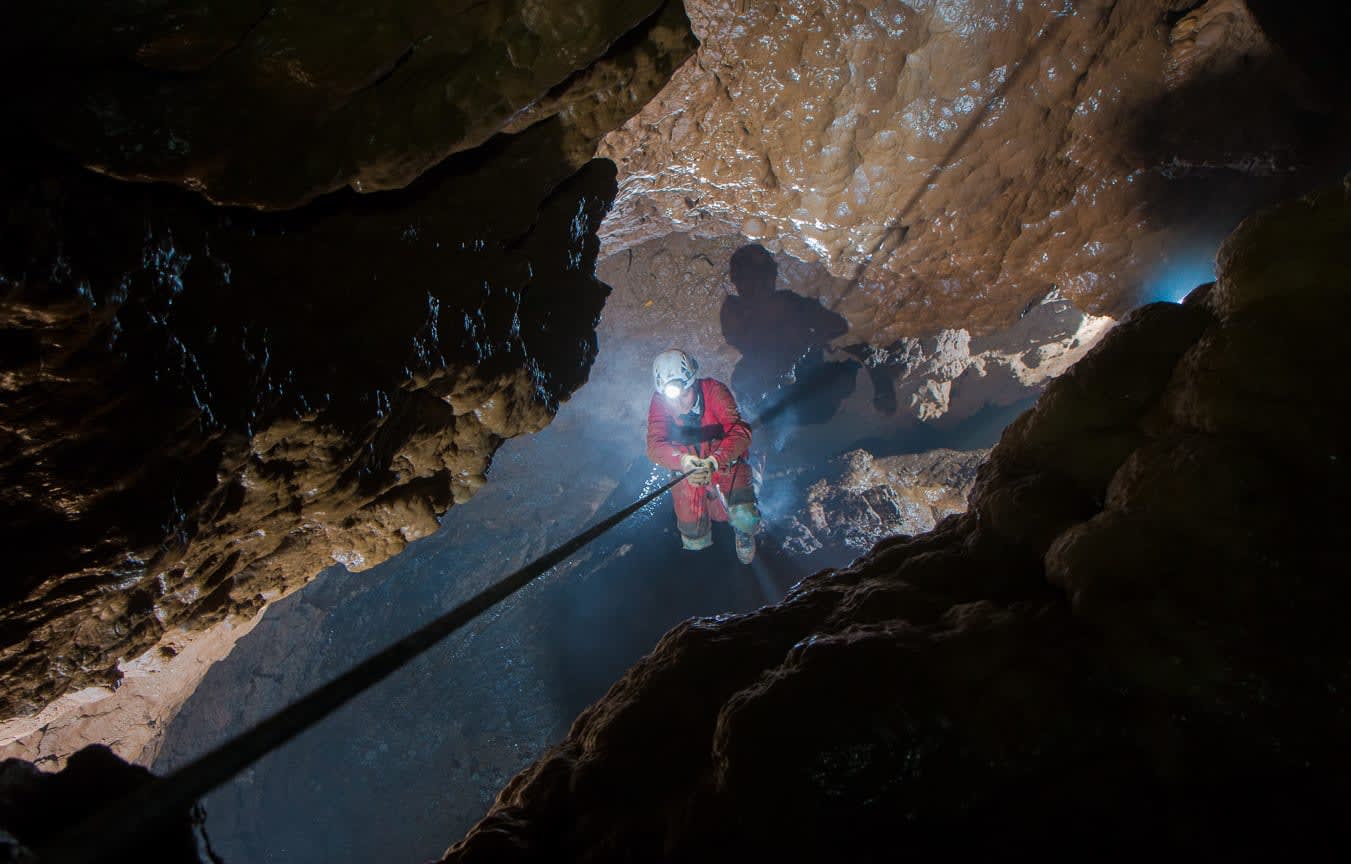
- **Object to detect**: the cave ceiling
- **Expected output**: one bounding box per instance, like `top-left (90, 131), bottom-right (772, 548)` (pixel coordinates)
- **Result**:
top-left (600, 0), bottom-right (1351, 341)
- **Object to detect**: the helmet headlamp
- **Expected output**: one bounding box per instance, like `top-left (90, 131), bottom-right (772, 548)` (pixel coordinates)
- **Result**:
top-left (653, 349), bottom-right (699, 399)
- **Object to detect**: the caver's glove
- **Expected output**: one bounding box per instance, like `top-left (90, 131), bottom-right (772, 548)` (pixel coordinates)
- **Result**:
top-left (680, 453), bottom-right (711, 485)
top-left (693, 455), bottom-right (721, 486)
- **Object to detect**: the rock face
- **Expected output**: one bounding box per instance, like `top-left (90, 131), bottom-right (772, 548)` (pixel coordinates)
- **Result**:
top-left (598, 0), bottom-right (1351, 341)
top-left (439, 179), bottom-right (1351, 861)
top-left (782, 448), bottom-right (988, 556)
top-left (3, 0), bottom-right (688, 209)
top-left (0, 1), bottom-right (695, 764)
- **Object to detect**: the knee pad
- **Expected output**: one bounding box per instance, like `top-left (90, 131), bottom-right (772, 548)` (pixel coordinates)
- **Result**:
top-left (729, 503), bottom-right (761, 535)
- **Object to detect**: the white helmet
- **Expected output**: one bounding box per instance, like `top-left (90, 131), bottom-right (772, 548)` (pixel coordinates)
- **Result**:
top-left (653, 349), bottom-right (698, 398)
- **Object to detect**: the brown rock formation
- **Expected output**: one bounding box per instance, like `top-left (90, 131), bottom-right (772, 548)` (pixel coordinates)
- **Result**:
top-left (439, 179), bottom-right (1350, 860)
top-left (598, 0), bottom-right (1349, 341)
top-left (0, 2), bottom-right (695, 763)
top-left (782, 447), bottom-right (988, 555)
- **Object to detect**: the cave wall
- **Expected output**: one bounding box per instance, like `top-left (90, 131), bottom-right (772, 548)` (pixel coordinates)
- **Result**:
top-left (0, 0), bottom-right (696, 764)
top-left (440, 178), bottom-right (1350, 860)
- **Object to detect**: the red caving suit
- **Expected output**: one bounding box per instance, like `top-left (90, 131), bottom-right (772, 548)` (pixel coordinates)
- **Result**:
top-left (647, 378), bottom-right (757, 547)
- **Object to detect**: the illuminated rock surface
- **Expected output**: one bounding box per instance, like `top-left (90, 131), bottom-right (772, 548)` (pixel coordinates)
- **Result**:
top-left (782, 448), bottom-right (988, 556)
top-left (599, 0), bottom-right (1351, 340)
top-left (439, 179), bottom-right (1351, 861)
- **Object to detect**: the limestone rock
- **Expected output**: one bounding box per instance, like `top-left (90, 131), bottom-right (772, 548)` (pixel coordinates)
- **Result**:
top-left (598, 233), bottom-right (1116, 426)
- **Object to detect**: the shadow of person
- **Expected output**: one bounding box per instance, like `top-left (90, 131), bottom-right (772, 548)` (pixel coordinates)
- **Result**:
top-left (720, 244), bottom-right (856, 430)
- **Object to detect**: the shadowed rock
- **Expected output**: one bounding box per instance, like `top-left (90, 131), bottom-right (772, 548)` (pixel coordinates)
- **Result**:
top-left (0, 745), bottom-right (202, 863)
top-left (1, 0), bottom-right (688, 209)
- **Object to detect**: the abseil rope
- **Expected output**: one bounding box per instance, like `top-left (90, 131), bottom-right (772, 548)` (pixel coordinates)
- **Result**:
top-left (41, 469), bottom-right (693, 864)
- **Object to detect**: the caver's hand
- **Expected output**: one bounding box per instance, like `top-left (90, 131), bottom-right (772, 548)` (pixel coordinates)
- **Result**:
top-left (680, 453), bottom-right (711, 485)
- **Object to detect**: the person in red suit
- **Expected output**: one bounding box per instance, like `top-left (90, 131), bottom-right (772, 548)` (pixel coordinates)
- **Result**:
top-left (646, 348), bottom-right (760, 564)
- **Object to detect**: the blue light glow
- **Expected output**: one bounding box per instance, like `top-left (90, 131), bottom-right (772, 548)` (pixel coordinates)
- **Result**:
top-left (1142, 246), bottom-right (1218, 304)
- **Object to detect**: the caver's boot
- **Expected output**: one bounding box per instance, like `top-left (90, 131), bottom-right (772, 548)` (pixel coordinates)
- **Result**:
top-left (681, 530), bottom-right (712, 551)
top-left (728, 501), bottom-right (761, 565)
top-left (734, 527), bottom-right (755, 564)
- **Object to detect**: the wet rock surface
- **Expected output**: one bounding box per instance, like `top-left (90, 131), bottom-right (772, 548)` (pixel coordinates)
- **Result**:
top-left (438, 180), bottom-right (1351, 861)
top-left (599, 233), bottom-right (1114, 431)
top-left (599, 0), bottom-right (1351, 341)
top-left (0, 2), bottom-right (695, 763)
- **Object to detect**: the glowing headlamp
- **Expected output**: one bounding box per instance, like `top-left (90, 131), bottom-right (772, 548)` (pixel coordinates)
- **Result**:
top-left (663, 382), bottom-right (684, 399)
